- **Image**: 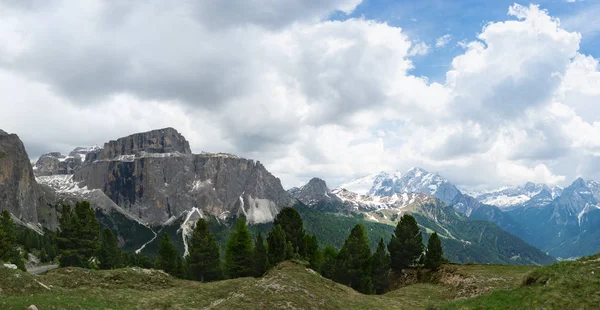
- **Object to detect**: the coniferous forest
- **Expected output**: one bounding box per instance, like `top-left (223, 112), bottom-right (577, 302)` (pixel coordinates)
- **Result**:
top-left (0, 201), bottom-right (445, 295)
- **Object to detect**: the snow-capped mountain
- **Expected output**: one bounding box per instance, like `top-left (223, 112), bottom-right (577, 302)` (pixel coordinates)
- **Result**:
top-left (34, 145), bottom-right (101, 176)
top-left (291, 177), bottom-right (555, 265)
top-left (507, 177), bottom-right (600, 258)
top-left (475, 182), bottom-right (563, 209)
top-left (337, 167), bottom-right (474, 213)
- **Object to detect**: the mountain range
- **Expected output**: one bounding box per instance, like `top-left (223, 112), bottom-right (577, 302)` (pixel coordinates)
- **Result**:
top-left (0, 127), bottom-right (597, 263)
top-left (331, 167), bottom-right (600, 259)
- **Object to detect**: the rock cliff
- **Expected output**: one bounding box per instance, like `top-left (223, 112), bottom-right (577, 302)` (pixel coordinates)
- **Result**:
top-left (0, 130), bottom-right (57, 230)
top-left (72, 128), bottom-right (294, 225)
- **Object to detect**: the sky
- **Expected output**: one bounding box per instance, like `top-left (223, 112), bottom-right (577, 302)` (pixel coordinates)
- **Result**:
top-left (1, 0), bottom-right (600, 191)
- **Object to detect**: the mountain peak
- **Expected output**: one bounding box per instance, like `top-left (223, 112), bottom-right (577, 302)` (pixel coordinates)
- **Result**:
top-left (406, 167), bottom-right (428, 176)
top-left (306, 177), bottom-right (329, 191)
top-left (570, 177), bottom-right (587, 188)
top-left (290, 177), bottom-right (337, 205)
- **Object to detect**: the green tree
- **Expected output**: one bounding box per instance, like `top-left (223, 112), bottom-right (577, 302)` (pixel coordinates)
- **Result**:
top-left (388, 214), bottom-right (423, 271)
top-left (176, 256), bottom-right (187, 279)
top-left (303, 234), bottom-right (322, 271)
top-left (186, 219), bottom-right (222, 282)
top-left (320, 246), bottom-right (338, 279)
top-left (424, 232), bottom-right (443, 270)
top-left (371, 238), bottom-right (390, 294)
top-left (97, 228), bottom-right (122, 269)
top-left (57, 202), bottom-right (101, 268)
top-left (273, 207), bottom-right (304, 255)
top-left (225, 218), bottom-right (254, 278)
top-left (336, 224), bottom-right (374, 294)
top-left (267, 224), bottom-right (287, 266)
top-left (40, 248), bottom-right (49, 263)
top-left (0, 210), bottom-right (24, 270)
top-left (156, 234), bottom-right (179, 276)
top-left (253, 232), bottom-right (268, 277)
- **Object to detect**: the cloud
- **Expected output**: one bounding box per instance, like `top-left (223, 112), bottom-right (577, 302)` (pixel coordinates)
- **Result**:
top-left (435, 34), bottom-right (452, 47)
top-left (0, 2), bottom-right (600, 191)
top-left (408, 41), bottom-right (431, 56)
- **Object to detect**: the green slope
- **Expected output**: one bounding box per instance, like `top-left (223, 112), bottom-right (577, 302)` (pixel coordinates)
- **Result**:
top-left (5, 256), bottom-right (596, 309)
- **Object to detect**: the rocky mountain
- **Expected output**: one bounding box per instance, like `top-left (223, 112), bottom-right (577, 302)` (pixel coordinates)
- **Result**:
top-left (292, 177), bottom-right (554, 265)
top-left (338, 167), bottom-right (481, 215)
top-left (0, 130), bottom-right (58, 231)
top-left (34, 146), bottom-right (100, 176)
top-left (474, 182), bottom-right (562, 210)
top-left (33, 128), bottom-right (295, 253)
top-left (507, 178), bottom-right (600, 258)
top-left (73, 128), bottom-right (293, 225)
top-left (288, 178), bottom-right (340, 206)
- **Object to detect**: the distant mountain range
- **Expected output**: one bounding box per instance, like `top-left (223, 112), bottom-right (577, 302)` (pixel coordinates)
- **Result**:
top-left (331, 168), bottom-right (600, 259)
top-left (289, 177), bottom-right (554, 265)
top-left (1, 127), bottom-right (597, 263)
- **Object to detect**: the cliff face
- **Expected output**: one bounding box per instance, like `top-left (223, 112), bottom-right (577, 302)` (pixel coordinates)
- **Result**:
top-left (73, 128), bottom-right (294, 225)
top-left (86, 127), bottom-right (192, 163)
top-left (0, 130), bottom-right (58, 229)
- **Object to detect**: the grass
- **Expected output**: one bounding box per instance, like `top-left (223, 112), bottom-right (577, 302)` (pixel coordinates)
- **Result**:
top-left (0, 257), bottom-right (597, 309)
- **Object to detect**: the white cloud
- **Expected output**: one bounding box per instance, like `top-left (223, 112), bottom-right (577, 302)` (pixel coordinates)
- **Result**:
top-left (0, 2), bottom-right (600, 191)
top-left (435, 34), bottom-right (452, 47)
top-left (408, 41), bottom-right (430, 56)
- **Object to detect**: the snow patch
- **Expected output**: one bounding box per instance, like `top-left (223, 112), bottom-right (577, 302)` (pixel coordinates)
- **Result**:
top-left (245, 196), bottom-right (277, 224)
top-left (178, 208), bottom-right (204, 257)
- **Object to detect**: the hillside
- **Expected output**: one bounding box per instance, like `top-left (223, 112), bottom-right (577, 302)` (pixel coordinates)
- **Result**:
top-left (3, 256), bottom-right (598, 309)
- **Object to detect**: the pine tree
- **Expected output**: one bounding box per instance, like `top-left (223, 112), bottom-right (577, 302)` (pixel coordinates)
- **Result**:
top-left (0, 220), bottom-right (11, 261)
top-left (388, 214), bottom-right (423, 271)
top-left (186, 219), bottom-right (222, 282)
top-left (273, 207), bottom-right (304, 256)
top-left (57, 202), bottom-right (101, 268)
top-left (267, 224), bottom-right (287, 266)
top-left (0, 211), bottom-right (25, 270)
top-left (253, 232), bottom-right (268, 277)
top-left (225, 218), bottom-right (254, 278)
top-left (40, 248), bottom-right (49, 263)
top-left (97, 228), bottom-right (122, 269)
top-left (157, 234), bottom-right (179, 276)
top-left (424, 232), bottom-right (444, 270)
top-left (320, 246), bottom-right (338, 279)
top-left (371, 238), bottom-right (391, 294)
top-left (336, 224), bottom-right (374, 294)
top-left (176, 256), bottom-right (187, 279)
top-left (303, 234), bottom-right (322, 271)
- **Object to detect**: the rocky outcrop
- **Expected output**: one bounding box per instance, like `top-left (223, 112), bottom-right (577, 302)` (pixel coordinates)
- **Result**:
top-left (289, 178), bottom-right (340, 206)
top-left (34, 146), bottom-right (100, 176)
top-left (86, 127), bottom-right (192, 163)
top-left (0, 130), bottom-right (58, 230)
top-left (72, 129), bottom-right (294, 225)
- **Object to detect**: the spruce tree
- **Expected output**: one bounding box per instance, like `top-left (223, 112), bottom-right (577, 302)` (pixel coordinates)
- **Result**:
top-left (336, 224), bottom-right (374, 294)
top-left (186, 219), bottom-right (222, 282)
top-left (303, 234), bottom-right (322, 271)
top-left (0, 220), bottom-right (11, 261)
top-left (57, 202), bottom-right (101, 268)
top-left (97, 228), bottom-right (122, 269)
top-left (157, 234), bottom-right (179, 276)
top-left (371, 238), bottom-right (391, 294)
top-left (273, 207), bottom-right (304, 255)
top-left (0, 210), bottom-right (23, 270)
top-left (267, 224), bottom-right (287, 266)
top-left (320, 246), bottom-right (338, 279)
top-left (388, 214), bottom-right (423, 271)
top-left (225, 218), bottom-right (254, 278)
top-left (424, 232), bottom-right (444, 270)
top-left (253, 232), bottom-right (268, 277)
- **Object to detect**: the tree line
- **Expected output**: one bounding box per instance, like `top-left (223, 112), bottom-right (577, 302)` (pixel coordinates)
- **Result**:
top-left (154, 206), bottom-right (444, 294)
top-left (1, 201), bottom-right (444, 295)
